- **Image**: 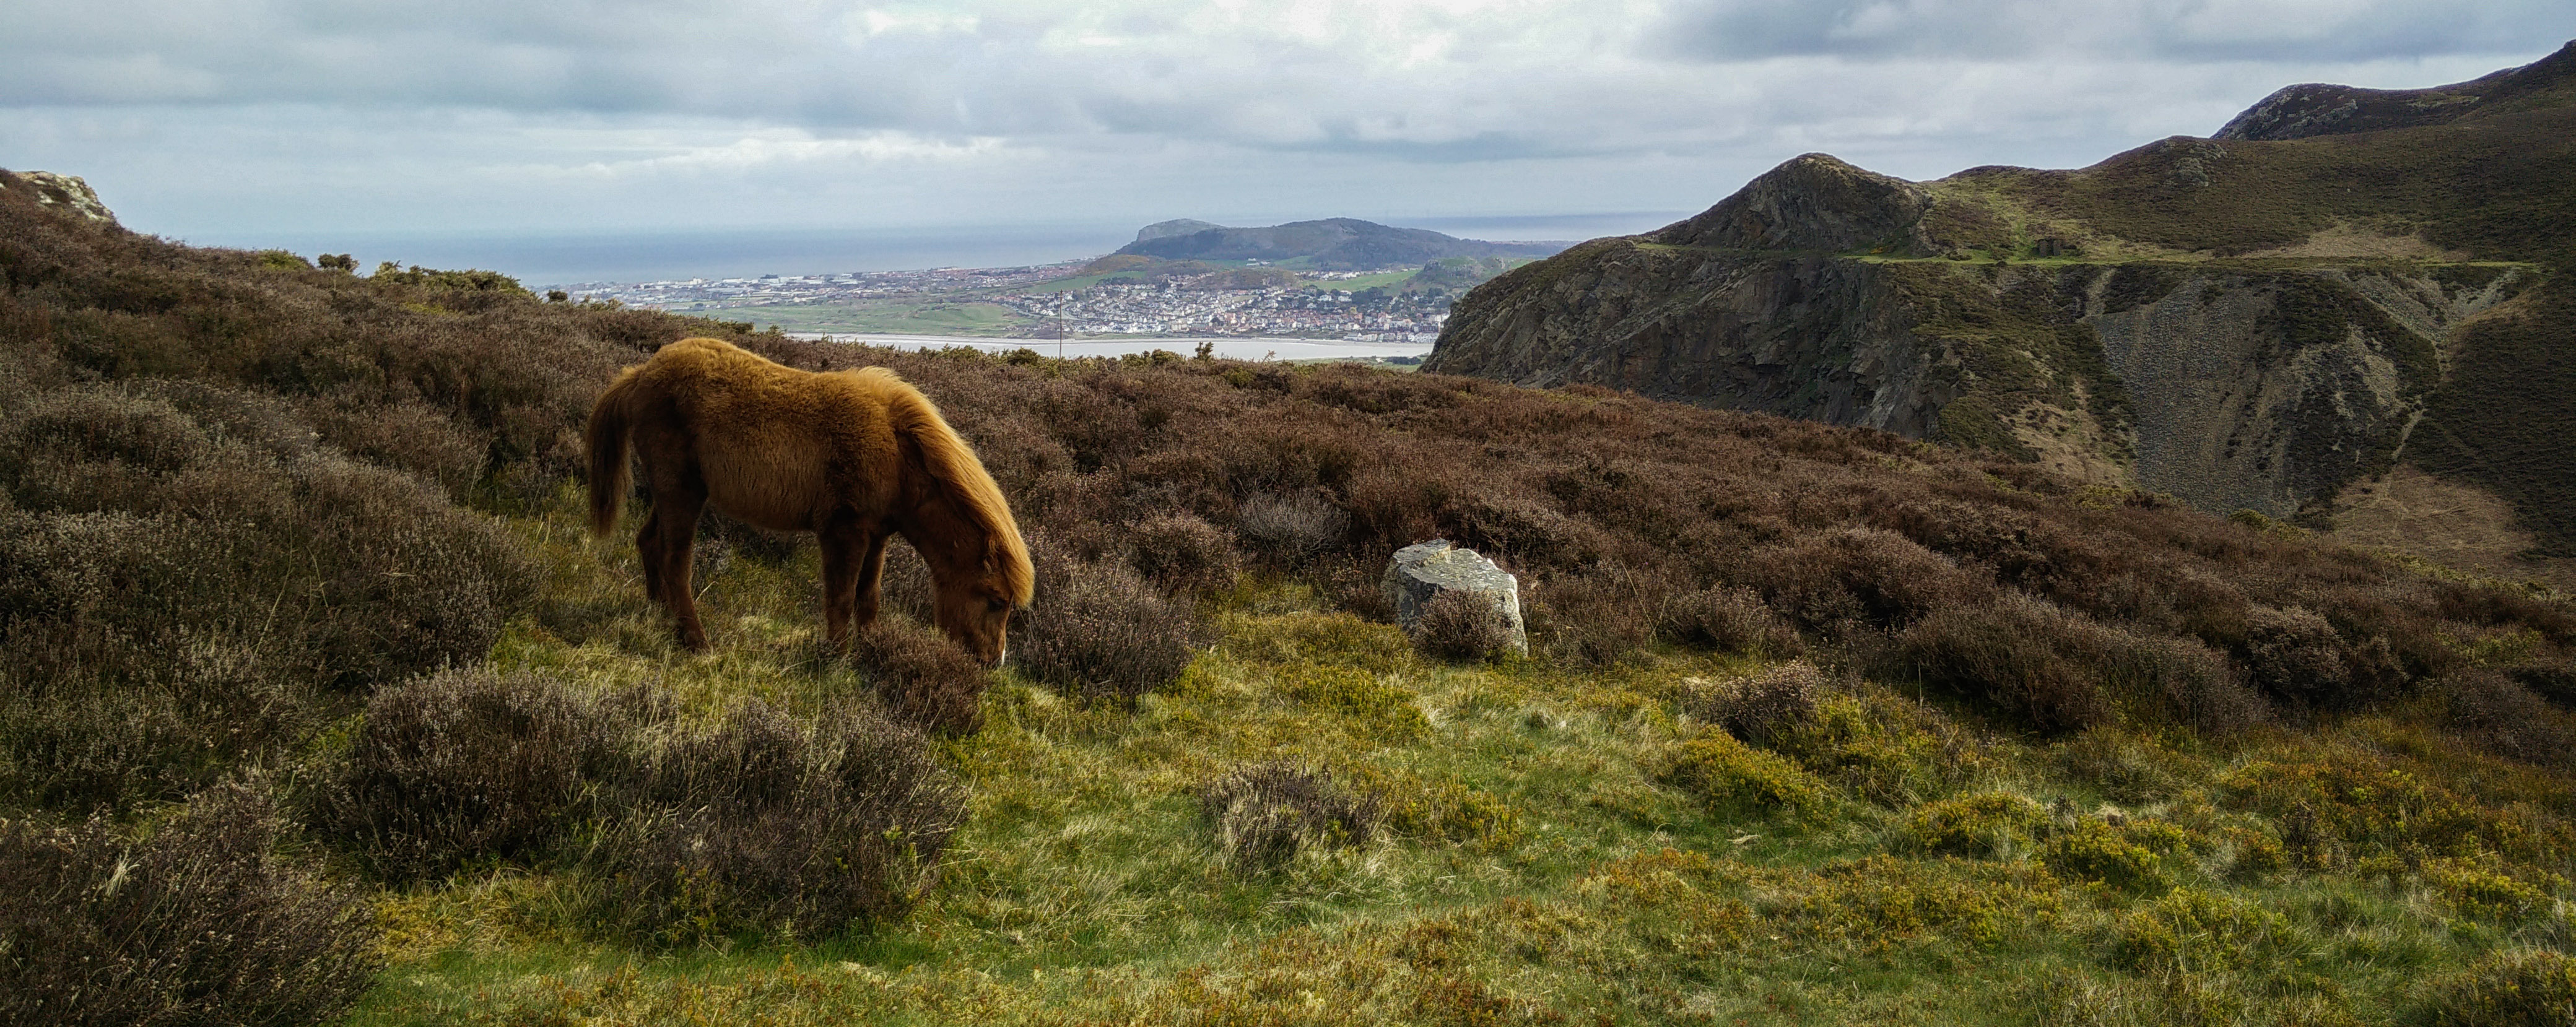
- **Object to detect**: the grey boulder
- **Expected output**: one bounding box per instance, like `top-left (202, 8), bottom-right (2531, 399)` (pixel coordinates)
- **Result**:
top-left (1382, 540), bottom-right (1527, 656)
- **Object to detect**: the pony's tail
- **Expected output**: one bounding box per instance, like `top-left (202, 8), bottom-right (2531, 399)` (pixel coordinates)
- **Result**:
top-left (585, 371), bottom-right (640, 537)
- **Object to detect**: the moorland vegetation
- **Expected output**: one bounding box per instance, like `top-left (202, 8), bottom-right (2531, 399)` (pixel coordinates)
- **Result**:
top-left (4, 167), bottom-right (2576, 1025)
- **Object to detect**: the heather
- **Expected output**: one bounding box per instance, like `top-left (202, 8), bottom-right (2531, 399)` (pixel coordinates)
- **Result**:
top-left (5, 176), bottom-right (2576, 1025)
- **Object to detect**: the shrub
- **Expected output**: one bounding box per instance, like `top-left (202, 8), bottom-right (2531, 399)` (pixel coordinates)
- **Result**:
top-left (1199, 762), bottom-right (1383, 870)
top-left (853, 618), bottom-right (990, 736)
top-left (0, 386), bottom-right (536, 816)
top-left (2051, 729), bottom-right (2186, 804)
top-left (1665, 730), bottom-right (1830, 821)
top-left (2108, 887), bottom-right (2297, 974)
top-left (1897, 595), bottom-right (2115, 734)
top-left (1769, 690), bottom-right (1986, 807)
top-left (307, 668), bottom-right (603, 881)
top-left (2423, 857), bottom-right (2555, 922)
top-left (2047, 818), bottom-right (2178, 894)
top-left (1012, 557), bottom-right (1198, 704)
top-left (2239, 605), bottom-right (2402, 707)
top-left (1658, 586), bottom-right (1803, 656)
top-left (1280, 664), bottom-right (1430, 740)
top-left (1687, 661), bottom-right (1825, 747)
top-left (1234, 491), bottom-right (1349, 566)
top-left (1747, 527), bottom-right (1980, 633)
top-left (1409, 589), bottom-right (1515, 662)
top-left (0, 782), bottom-right (381, 1027)
top-left (1379, 778), bottom-right (1522, 852)
top-left (1125, 513), bottom-right (1242, 596)
top-left (2445, 669), bottom-right (2575, 768)
top-left (578, 699), bottom-right (965, 945)
top-left (1221, 610), bottom-right (1414, 674)
top-left (1901, 792), bottom-right (2048, 858)
top-left (2419, 949), bottom-right (2576, 1026)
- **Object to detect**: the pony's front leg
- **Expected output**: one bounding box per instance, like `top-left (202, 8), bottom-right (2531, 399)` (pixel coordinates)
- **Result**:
top-left (819, 519), bottom-right (875, 650)
top-left (853, 532), bottom-right (889, 628)
top-left (820, 521), bottom-right (889, 649)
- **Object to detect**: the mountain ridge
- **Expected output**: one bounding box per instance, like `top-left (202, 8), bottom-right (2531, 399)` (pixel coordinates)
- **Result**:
top-left (1430, 43), bottom-right (2576, 583)
top-left (1115, 217), bottom-right (1564, 271)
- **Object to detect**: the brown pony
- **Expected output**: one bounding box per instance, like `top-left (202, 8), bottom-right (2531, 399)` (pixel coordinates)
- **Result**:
top-left (585, 337), bottom-right (1033, 662)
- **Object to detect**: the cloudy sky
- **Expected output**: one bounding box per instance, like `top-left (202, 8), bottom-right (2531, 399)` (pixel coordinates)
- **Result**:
top-left (4, 1), bottom-right (2570, 275)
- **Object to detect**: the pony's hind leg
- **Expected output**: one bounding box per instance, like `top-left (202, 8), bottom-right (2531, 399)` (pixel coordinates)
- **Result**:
top-left (650, 488), bottom-right (710, 650)
top-left (636, 508), bottom-right (669, 605)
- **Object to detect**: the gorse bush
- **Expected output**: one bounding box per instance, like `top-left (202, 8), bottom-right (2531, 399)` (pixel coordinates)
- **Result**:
top-left (0, 782), bottom-right (380, 1027)
top-left (2419, 948), bottom-right (2576, 1026)
top-left (1664, 730), bottom-right (1830, 821)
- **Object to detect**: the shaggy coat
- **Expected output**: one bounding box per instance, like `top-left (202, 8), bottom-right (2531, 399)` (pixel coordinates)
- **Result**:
top-left (586, 337), bottom-right (1032, 660)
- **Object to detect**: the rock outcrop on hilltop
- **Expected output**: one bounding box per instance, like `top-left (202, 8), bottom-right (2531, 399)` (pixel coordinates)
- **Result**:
top-left (0, 170), bottom-right (119, 226)
top-left (1431, 43), bottom-right (2576, 576)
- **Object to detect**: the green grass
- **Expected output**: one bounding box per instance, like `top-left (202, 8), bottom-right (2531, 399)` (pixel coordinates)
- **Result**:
top-left (739, 301), bottom-right (1033, 336)
top-left (339, 488), bottom-right (2576, 1025)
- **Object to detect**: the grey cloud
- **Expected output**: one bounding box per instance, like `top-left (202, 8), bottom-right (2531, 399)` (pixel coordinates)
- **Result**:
top-left (1656, 0), bottom-right (2576, 62)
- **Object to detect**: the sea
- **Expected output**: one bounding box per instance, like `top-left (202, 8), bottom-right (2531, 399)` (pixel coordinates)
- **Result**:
top-left (208, 211), bottom-right (1690, 358)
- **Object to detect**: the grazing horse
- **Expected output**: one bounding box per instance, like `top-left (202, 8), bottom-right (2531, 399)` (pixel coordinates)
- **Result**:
top-left (585, 337), bottom-right (1032, 662)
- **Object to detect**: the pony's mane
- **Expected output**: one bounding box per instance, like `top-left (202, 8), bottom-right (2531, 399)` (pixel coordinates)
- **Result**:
top-left (859, 367), bottom-right (1035, 605)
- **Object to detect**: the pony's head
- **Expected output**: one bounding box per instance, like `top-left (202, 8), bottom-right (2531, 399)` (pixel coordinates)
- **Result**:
top-left (933, 566), bottom-right (1026, 666)
top-left (874, 367), bottom-right (1035, 666)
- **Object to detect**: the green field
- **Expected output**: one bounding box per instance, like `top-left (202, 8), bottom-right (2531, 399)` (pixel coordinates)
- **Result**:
top-left (741, 301), bottom-right (1033, 336)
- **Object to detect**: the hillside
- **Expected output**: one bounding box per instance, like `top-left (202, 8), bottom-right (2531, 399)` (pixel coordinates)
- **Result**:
top-left (1115, 217), bottom-right (1565, 270)
top-left (1430, 43), bottom-right (2576, 587)
top-left (7, 169), bottom-right (2576, 1027)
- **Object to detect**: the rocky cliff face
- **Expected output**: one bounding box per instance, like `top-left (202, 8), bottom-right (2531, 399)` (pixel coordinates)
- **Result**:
top-left (1430, 47), bottom-right (2574, 542)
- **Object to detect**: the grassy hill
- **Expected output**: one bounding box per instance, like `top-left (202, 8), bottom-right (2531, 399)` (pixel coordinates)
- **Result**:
top-left (7, 174), bottom-right (2576, 1026)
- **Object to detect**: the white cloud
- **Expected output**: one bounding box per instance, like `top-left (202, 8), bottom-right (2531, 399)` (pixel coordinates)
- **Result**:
top-left (0, 1), bottom-right (2569, 242)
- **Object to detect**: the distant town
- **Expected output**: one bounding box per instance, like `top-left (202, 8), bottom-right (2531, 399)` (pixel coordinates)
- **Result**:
top-left (560, 260), bottom-right (1475, 342)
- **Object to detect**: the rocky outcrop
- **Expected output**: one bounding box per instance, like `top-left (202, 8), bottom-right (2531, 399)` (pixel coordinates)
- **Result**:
top-left (1436, 228), bottom-right (2535, 519)
top-left (1, 170), bottom-right (118, 226)
top-left (1427, 246), bottom-right (1955, 437)
top-left (2084, 266), bottom-right (2526, 516)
